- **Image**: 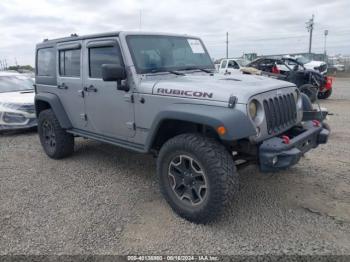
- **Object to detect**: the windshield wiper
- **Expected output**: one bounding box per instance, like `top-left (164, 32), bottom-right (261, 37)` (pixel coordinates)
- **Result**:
top-left (182, 67), bottom-right (214, 74)
top-left (150, 69), bottom-right (185, 76)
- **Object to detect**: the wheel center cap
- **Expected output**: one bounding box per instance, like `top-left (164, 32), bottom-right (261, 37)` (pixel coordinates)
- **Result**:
top-left (184, 176), bottom-right (193, 186)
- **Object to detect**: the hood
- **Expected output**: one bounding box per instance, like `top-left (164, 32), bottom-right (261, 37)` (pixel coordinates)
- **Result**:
top-left (142, 73), bottom-right (295, 104)
top-left (304, 61), bottom-right (326, 67)
top-left (0, 91), bottom-right (35, 108)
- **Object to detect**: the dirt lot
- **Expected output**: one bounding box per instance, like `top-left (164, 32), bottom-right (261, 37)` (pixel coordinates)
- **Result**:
top-left (1, 78), bottom-right (350, 255)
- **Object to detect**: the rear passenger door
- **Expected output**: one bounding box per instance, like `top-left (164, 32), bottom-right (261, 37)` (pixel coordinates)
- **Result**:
top-left (56, 41), bottom-right (86, 130)
top-left (82, 38), bottom-right (135, 139)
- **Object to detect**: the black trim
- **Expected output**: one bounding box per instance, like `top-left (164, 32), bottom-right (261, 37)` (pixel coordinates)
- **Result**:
top-left (259, 122), bottom-right (329, 172)
top-left (57, 43), bottom-right (81, 50)
top-left (67, 128), bottom-right (146, 152)
top-left (86, 40), bottom-right (116, 48)
top-left (144, 104), bottom-right (256, 151)
top-left (35, 93), bottom-right (72, 129)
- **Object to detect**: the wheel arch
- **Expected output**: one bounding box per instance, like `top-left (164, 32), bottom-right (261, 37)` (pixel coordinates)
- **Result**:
top-left (35, 93), bottom-right (72, 129)
top-left (145, 104), bottom-right (256, 151)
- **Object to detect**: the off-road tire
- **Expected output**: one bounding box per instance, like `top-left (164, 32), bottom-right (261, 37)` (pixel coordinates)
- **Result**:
top-left (299, 84), bottom-right (317, 103)
top-left (157, 133), bottom-right (238, 224)
top-left (318, 88), bottom-right (332, 99)
top-left (38, 109), bottom-right (74, 159)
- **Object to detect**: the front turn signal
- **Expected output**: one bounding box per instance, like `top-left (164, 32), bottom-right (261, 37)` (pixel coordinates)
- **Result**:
top-left (216, 126), bottom-right (227, 136)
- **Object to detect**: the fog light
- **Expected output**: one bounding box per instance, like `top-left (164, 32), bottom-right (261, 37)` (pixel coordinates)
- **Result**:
top-left (272, 156), bottom-right (278, 166)
top-left (3, 112), bottom-right (26, 123)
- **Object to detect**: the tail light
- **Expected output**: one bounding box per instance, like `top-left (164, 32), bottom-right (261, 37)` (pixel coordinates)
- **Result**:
top-left (272, 66), bottom-right (280, 74)
top-left (324, 76), bottom-right (333, 90)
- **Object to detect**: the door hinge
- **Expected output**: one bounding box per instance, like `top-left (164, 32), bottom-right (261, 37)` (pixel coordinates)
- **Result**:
top-left (80, 113), bottom-right (87, 121)
top-left (78, 90), bottom-right (84, 97)
top-left (124, 94), bottom-right (134, 103)
top-left (126, 121), bottom-right (135, 130)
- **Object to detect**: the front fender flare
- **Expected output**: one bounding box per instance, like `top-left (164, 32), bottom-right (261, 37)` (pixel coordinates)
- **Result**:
top-left (145, 104), bottom-right (256, 151)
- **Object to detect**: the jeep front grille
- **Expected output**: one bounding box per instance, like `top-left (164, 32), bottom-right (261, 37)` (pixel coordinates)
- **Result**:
top-left (263, 93), bottom-right (297, 134)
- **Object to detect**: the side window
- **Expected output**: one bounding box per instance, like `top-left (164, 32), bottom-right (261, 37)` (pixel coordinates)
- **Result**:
top-left (227, 60), bottom-right (239, 69)
top-left (221, 60), bottom-right (227, 69)
top-left (59, 49), bottom-right (81, 77)
top-left (89, 46), bottom-right (122, 78)
top-left (37, 48), bottom-right (55, 76)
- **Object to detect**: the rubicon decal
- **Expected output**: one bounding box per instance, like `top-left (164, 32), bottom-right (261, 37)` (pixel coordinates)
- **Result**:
top-left (157, 88), bottom-right (213, 98)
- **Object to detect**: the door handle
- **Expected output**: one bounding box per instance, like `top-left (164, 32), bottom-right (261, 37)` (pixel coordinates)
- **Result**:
top-left (57, 83), bottom-right (68, 89)
top-left (84, 85), bottom-right (98, 92)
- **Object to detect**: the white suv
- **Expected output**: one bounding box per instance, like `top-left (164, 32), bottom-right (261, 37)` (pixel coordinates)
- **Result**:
top-left (218, 58), bottom-right (248, 74)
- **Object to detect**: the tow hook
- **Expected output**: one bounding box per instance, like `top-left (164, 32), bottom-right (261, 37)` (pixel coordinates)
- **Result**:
top-left (282, 135), bottom-right (290, 144)
top-left (312, 120), bottom-right (321, 127)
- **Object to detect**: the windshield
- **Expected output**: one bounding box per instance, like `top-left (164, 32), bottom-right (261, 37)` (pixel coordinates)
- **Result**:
top-left (235, 59), bottom-right (248, 67)
top-left (0, 75), bottom-right (34, 93)
top-left (296, 56), bottom-right (311, 64)
top-left (126, 35), bottom-right (214, 74)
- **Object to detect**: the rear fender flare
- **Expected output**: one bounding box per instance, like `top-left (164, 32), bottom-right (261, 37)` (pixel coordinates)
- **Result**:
top-left (35, 93), bottom-right (72, 129)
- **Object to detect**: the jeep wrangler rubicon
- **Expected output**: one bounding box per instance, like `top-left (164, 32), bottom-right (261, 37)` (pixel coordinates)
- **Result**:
top-left (35, 32), bottom-right (329, 223)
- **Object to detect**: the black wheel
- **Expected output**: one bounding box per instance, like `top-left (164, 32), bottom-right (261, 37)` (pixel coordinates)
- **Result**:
top-left (318, 88), bottom-right (332, 99)
top-left (38, 109), bottom-right (74, 159)
top-left (299, 84), bottom-right (317, 103)
top-left (157, 133), bottom-right (238, 224)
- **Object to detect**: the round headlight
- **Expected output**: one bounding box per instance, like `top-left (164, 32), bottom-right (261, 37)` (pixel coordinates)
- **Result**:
top-left (294, 89), bottom-right (303, 109)
top-left (249, 100), bottom-right (257, 118)
top-left (293, 89), bottom-right (300, 102)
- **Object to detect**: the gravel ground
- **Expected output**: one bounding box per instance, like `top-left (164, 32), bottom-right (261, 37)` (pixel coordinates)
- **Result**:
top-left (0, 78), bottom-right (350, 256)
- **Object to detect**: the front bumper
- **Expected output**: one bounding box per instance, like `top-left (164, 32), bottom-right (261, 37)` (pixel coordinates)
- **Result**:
top-left (259, 121), bottom-right (329, 172)
top-left (0, 117), bottom-right (37, 131)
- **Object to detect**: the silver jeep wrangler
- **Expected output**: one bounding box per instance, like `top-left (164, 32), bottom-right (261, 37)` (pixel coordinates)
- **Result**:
top-left (35, 32), bottom-right (329, 223)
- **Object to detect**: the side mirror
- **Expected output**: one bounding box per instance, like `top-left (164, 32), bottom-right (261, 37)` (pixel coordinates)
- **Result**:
top-left (102, 64), bottom-right (126, 81)
top-left (102, 64), bottom-right (129, 91)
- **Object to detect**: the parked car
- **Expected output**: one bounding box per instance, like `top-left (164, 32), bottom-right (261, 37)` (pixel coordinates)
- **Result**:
top-left (34, 31), bottom-right (329, 223)
top-left (292, 56), bottom-right (328, 75)
top-left (218, 58), bottom-right (248, 74)
top-left (0, 71), bottom-right (36, 131)
top-left (243, 57), bottom-right (333, 102)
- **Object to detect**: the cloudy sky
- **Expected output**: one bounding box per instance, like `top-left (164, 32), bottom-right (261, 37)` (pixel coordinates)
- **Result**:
top-left (0, 0), bottom-right (349, 66)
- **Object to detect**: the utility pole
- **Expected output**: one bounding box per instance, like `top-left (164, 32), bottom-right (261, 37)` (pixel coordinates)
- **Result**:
top-left (306, 14), bottom-right (314, 54)
top-left (226, 32), bottom-right (229, 59)
top-left (139, 9), bottom-right (142, 31)
top-left (324, 29), bottom-right (328, 61)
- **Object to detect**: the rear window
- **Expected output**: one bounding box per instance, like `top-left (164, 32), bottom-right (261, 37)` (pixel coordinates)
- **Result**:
top-left (37, 48), bottom-right (55, 76)
top-left (59, 49), bottom-right (81, 77)
top-left (0, 75), bottom-right (34, 93)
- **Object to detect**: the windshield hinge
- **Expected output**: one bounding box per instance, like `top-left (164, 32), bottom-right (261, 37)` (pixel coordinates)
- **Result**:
top-left (228, 95), bottom-right (237, 108)
top-left (124, 93), bottom-right (134, 103)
